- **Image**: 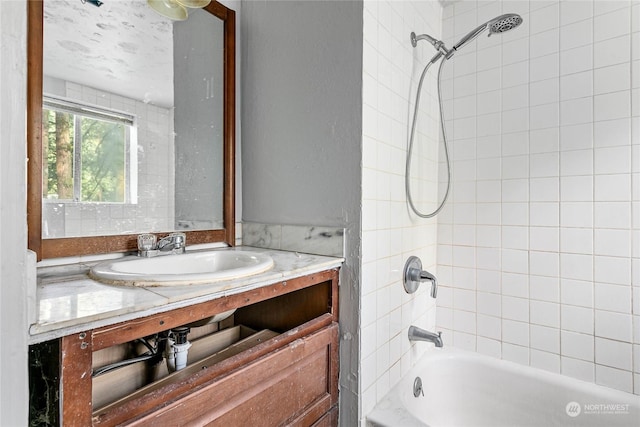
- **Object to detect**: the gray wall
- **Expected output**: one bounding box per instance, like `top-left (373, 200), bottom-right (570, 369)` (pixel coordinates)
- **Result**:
top-left (241, 1), bottom-right (363, 425)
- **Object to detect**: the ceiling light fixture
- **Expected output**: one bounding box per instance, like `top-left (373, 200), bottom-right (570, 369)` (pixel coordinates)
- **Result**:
top-left (176, 0), bottom-right (211, 7)
top-left (147, 0), bottom-right (212, 21)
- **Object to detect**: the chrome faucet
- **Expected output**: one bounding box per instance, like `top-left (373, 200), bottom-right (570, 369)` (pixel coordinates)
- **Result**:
top-left (418, 270), bottom-right (438, 298)
top-left (403, 256), bottom-right (438, 298)
top-left (408, 326), bottom-right (443, 347)
top-left (157, 233), bottom-right (186, 254)
top-left (137, 232), bottom-right (186, 257)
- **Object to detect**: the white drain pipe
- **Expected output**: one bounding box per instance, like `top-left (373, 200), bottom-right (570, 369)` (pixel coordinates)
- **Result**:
top-left (164, 327), bottom-right (191, 372)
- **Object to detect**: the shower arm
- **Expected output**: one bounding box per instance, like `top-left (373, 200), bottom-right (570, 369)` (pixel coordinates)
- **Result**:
top-left (413, 24), bottom-right (488, 62)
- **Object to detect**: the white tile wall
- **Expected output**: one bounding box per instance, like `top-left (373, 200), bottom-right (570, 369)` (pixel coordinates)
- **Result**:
top-left (438, 0), bottom-right (640, 395)
top-left (361, 0), bottom-right (442, 422)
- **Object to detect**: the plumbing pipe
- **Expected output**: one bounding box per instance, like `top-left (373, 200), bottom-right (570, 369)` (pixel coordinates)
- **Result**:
top-left (164, 337), bottom-right (177, 372)
top-left (174, 341), bottom-right (191, 371)
top-left (164, 327), bottom-right (192, 372)
top-left (165, 338), bottom-right (192, 372)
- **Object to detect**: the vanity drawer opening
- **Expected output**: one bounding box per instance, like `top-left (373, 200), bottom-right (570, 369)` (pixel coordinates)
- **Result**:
top-left (92, 324), bottom-right (277, 410)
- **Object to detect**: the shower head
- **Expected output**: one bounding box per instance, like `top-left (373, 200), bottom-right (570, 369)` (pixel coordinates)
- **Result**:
top-left (410, 13), bottom-right (522, 61)
top-left (451, 13), bottom-right (522, 54)
top-left (488, 13), bottom-right (523, 35)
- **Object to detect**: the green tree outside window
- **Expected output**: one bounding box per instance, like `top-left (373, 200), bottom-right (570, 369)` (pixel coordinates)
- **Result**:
top-left (42, 99), bottom-right (133, 203)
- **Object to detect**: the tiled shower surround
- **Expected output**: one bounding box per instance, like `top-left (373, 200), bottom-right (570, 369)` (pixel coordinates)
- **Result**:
top-left (361, 0), bottom-right (442, 419)
top-left (436, 0), bottom-right (640, 395)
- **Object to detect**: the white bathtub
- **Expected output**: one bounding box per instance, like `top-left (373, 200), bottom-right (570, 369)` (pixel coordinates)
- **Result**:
top-left (367, 348), bottom-right (640, 427)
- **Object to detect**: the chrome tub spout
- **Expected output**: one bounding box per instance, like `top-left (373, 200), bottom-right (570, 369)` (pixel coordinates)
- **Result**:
top-left (408, 326), bottom-right (443, 347)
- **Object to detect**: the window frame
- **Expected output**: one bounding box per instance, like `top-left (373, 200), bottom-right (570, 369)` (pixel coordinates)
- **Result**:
top-left (42, 96), bottom-right (137, 204)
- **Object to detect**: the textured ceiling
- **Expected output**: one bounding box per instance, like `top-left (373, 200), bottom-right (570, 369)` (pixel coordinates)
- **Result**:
top-left (44, 0), bottom-right (174, 107)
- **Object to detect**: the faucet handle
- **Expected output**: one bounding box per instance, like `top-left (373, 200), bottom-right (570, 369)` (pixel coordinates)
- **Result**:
top-left (137, 233), bottom-right (157, 251)
top-left (403, 256), bottom-right (438, 298)
top-left (421, 270), bottom-right (438, 298)
top-left (169, 232), bottom-right (186, 248)
top-left (157, 232), bottom-right (186, 253)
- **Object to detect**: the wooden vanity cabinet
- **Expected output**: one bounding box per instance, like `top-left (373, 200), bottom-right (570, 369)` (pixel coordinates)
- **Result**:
top-left (44, 268), bottom-right (339, 427)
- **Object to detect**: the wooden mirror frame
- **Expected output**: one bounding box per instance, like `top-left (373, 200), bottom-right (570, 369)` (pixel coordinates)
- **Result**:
top-left (27, 0), bottom-right (235, 260)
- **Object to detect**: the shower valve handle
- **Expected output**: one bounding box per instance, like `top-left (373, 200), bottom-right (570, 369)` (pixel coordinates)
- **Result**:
top-left (403, 256), bottom-right (438, 298)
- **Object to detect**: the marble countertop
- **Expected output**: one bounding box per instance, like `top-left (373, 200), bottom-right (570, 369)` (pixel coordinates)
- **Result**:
top-left (29, 247), bottom-right (343, 344)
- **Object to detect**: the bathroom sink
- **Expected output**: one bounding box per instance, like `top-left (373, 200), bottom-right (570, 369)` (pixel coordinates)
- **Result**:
top-left (89, 250), bottom-right (274, 286)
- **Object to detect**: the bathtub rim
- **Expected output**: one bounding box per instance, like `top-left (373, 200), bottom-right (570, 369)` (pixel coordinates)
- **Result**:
top-left (366, 347), bottom-right (640, 427)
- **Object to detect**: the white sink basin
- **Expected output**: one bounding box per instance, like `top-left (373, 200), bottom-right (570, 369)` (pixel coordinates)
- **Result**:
top-left (89, 250), bottom-right (274, 286)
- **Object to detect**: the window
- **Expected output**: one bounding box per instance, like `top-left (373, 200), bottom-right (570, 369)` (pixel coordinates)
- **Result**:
top-left (42, 97), bottom-right (137, 203)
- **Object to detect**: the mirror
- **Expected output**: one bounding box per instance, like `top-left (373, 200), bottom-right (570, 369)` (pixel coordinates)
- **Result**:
top-left (27, 0), bottom-right (235, 260)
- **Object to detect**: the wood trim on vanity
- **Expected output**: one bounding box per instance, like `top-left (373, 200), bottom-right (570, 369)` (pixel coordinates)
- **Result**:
top-left (57, 269), bottom-right (340, 426)
top-left (60, 332), bottom-right (93, 426)
top-left (123, 324), bottom-right (339, 427)
top-left (311, 406), bottom-right (339, 427)
top-left (92, 269), bottom-right (339, 351)
top-left (93, 317), bottom-right (336, 426)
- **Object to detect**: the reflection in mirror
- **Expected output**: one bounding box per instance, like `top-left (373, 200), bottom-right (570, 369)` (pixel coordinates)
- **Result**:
top-left (42, 0), bottom-right (224, 239)
top-left (27, 0), bottom-right (235, 259)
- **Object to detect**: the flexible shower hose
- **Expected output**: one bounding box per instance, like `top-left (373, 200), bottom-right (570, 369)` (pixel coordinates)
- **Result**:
top-left (405, 56), bottom-right (451, 218)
